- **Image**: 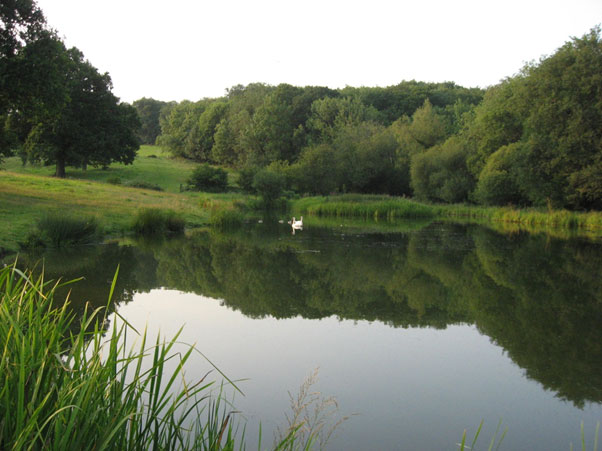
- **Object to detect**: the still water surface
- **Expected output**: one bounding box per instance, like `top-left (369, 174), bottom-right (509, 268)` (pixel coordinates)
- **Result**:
top-left (12, 221), bottom-right (602, 450)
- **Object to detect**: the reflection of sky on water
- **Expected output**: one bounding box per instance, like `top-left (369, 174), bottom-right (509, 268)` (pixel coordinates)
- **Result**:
top-left (113, 289), bottom-right (602, 451)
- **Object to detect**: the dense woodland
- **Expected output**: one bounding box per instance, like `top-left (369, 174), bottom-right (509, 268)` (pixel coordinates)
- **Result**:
top-left (139, 26), bottom-right (602, 210)
top-left (2, 2), bottom-right (601, 210)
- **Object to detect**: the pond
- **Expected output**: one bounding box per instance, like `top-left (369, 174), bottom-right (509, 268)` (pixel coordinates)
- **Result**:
top-left (10, 220), bottom-right (602, 450)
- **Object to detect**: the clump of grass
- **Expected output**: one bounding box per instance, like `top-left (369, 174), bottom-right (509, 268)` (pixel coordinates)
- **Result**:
top-left (458, 420), bottom-right (507, 451)
top-left (34, 212), bottom-right (101, 247)
top-left (106, 176), bottom-right (122, 185)
top-left (569, 422), bottom-right (600, 451)
top-left (209, 208), bottom-right (244, 229)
top-left (275, 368), bottom-right (352, 450)
top-left (294, 195), bottom-right (435, 220)
top-left (18, 230), bottom-right (47, 250)
top-left (0, 264), bottom-right (242, 450)
top-left (125, 180), bottom-right (164, 191)
top-left (131, 208), bottom-right (185, 236)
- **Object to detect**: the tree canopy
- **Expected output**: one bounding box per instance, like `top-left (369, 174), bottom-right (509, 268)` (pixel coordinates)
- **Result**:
top-left (1, 1), bottom-right (140, 175)
top-left (146, 26), bottom-right (602, 210)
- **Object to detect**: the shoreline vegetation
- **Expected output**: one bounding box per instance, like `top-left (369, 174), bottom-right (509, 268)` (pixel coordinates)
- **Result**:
top-left (2, 242), bottom-right (600, 450)
top-left (292, 195), bottom-right (602, 234)
top-left (0, 263), bottom-right (349, 451)
top-left (2, 143), bottom-right (602, 255)
top-left (2, 159), bottom-right (602, 255)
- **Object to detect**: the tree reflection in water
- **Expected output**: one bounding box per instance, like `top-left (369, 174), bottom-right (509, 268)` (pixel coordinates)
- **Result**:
top-left (11, 222), bottom-right (602, 408)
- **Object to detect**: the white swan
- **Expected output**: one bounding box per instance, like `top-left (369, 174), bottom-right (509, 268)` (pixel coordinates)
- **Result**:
top-left (291, 216), bottom-right (303, 228)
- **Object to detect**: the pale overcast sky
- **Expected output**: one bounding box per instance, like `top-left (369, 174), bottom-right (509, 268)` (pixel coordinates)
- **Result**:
top-left (35, 0), bottom-right (601, 103)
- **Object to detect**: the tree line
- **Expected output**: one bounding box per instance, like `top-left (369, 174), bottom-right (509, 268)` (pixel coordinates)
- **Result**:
top-left (142, 26), bottom-right (601, 210)
top-left (0, 1), bottom-right (139, 177)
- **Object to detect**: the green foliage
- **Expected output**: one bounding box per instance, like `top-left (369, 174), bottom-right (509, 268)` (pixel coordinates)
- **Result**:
top-left (522, 26), bottom-right (602, 208)
top-left (196, 101), bottom-right (229, 161)
top-left (391, 99), bottom-right (449, 156)
top-left (252, 166), bottom-right (286, 207)
top-left (0, 264), bottom-right (242, 450)
top-left (106, 176), bottom-right (122, 185)
top-left (306, 95), bottom-right (379, 143)
top-left (410, 136), bottom-right (475, 203)
top-left (237, 166), bottom-right (258, 193)
top-left (124, 180), bottom-right (164, 191)
top-left (36, 212), bottom-right (100, 247)
top-left (131, 208), bottom-right (185, 235)
top-left (295, 195), bottom-right (436, 219)
top-left (291, 122), bottom-right (410, 196)
top-left (289, 143), bottom-right (339, 195)
top-left (132, 97), bottom-right (174, 144)
top-left (344, 80), bottom-right (484, 125)
top-left (465, 26), bottom-right (602, 210)
top-left (156, 100), bottom-right (210, 160)
top-left (209, 208), bottom-right (244, 229)
top-left (8, 34), bottom-right (140, 177)
top-left (186, 164), bottom-right (228, 192)
top-left (463, 77), bottom-right (528, 177)
top-left (474, 142), bottom-right (529, 206)
top-left (0, 0), bottom-right (46, 160)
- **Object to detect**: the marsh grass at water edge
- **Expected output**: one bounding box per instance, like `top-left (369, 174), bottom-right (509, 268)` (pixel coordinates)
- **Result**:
top-left (0, 264), bottom-right (243, 450)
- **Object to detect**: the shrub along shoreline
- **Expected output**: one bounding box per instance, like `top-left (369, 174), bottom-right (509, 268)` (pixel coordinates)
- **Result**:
top-left (2, 169), bottom-right (602, 256)
top-left (292, 195), bottom-right (602, 233)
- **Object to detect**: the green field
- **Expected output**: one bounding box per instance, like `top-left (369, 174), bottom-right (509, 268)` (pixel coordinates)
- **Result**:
top-left (0, 146), bottom-right (247, 253)
top-left (2, 145), bottom-right (199, 193)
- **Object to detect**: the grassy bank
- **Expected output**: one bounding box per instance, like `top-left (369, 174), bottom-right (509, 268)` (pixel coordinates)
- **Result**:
top-left (0, 145), bottom-right (254, 252)
top-left (2, 145), bottom-right (195, 193)
top-left (0, 170), bottom-right (212, 252)
top-left (292, 195), bottom-right (602, 236)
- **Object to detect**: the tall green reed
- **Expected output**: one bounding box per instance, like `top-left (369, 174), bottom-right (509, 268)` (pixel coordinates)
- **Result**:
top-left (35, 212), bottom-right (101, 247)
top-left (0, 263), bottom-right (240, 450)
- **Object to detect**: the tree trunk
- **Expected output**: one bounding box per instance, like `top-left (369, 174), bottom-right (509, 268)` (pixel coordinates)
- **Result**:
top-left (55, 158), bottom-right (66, 178)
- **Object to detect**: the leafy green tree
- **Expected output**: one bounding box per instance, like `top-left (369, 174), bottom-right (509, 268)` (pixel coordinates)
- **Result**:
top-left (410, 136), bottom-right (474, 203)
top-left (462, 77), bottom-right (528, 177)
top-left (0, 0), bottom-right (45, 58)
top-left (156, 100), bottom-right (209, 159)
top-left (291, 122), bottom-right (409, 195)
top-left (463, 26), bottom-right (602, 209)
top-left (236, 166), bottom-right (258, 193)
top-left (474, 142), bottom-right (529, 206)
top-left (289, 143), bottom-right (339, 195)
top-left (207, 84), bottom-right (274, 167)
top-left (306, 96), bottom-right (379, 144)
top-left (344, 81), bottom-right (484, 125)
top-left (194, 101), bottom-right (228, 162)
top-left (212, 116), bottom-right (238, 165)
top-left (186, 163), bottom-right (228, 192)
top-left (132, 97), bottom-right (173, 145)
top-left (242, 93), bottom-right (296, 166)
top-left (521, 26), bottom-right (602, 208)
top-left (14, 37), bottom-right (139, 177)
top-left (252, 166), bottom-right (285, 207)
top-left (391, 99), bottom-right (448, 157)
top-left (0, 0), bottom-right (46, 161)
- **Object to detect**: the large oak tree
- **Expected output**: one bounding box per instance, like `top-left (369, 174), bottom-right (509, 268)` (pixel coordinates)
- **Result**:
top-left (14, 35), bottom-right (139, 177)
